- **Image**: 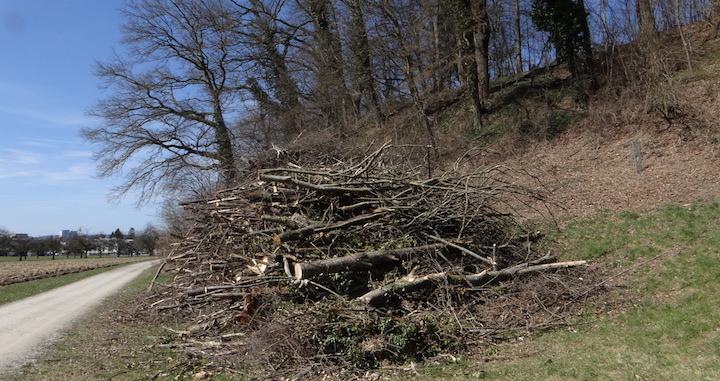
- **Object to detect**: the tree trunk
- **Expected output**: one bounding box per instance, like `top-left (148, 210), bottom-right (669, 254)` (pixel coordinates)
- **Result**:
top-left (713, 0), bottom-right (720, 36)
top-left (293, 244), bottom-right (447, 280)
top-left (514, 0), bottom-right (523, 74)
top-left (445, 0), bottom-right (483, 127)
top-left (348, 0), bottom-right (383, 127)
top-left (673, 0), bottom-right (693, 73)
top-left (307, 0), bottom-right (350, 130)
top-left (637, 0), bottom-right (658, 42)
top-left (473, 0), bottom-right (490, 100)
top-left (212, 105), bottom-right (237, 186)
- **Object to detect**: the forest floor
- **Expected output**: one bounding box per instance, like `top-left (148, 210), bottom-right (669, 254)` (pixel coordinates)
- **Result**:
top-left (505, 127), bottom-right (720, 222)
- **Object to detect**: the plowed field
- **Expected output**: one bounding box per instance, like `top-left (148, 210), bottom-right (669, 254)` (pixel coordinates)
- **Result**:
top-left (0, 257), bottom-right (152, 286)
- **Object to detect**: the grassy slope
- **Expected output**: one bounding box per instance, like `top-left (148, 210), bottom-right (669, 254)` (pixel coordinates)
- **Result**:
top-left (396, 203), bottom-right (720, 380)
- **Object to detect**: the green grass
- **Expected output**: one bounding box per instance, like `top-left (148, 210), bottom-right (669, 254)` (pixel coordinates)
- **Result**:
top-left (0, 266), bottom-right (125, 306)
top-left (0, 255), bottom-right (67, 262)
top-left (390, 202), bottom-right (720, 380)
top-left (0, 254), bottom-right (139, 262)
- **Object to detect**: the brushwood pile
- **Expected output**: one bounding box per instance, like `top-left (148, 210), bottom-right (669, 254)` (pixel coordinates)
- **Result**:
top-left (146, 145), bottom-right (597, 377)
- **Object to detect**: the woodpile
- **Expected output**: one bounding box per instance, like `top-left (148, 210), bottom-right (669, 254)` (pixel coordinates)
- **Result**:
top-left (147, 145), bottom-right (594, 376)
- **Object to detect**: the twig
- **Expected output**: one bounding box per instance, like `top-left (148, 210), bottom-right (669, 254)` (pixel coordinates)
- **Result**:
top-left (424, 233), bottom-right (494, 266)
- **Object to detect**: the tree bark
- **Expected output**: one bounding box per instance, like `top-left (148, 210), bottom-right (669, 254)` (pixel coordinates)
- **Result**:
top-left (637, 0), bottom-right (658, 42)
top-left (514, 0), bottom-right (523, 74)
top-left (293, 243), bottom-right (447, 280)
top-left (357, 260), bottom-right (587, 307)
top-left (473, 0), bottom-right (490, 101)
top-left (347, 0), bottom-right (383, 127)
top-left (306, 0), bottom-right (350, 129)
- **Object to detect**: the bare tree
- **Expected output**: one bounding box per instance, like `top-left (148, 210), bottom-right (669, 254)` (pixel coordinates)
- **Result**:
top-left (637, 0), bottom-right (658, 42)
top-left (241, 0), bottom-right (304, 139)
top-left (82, 0), bottom-right (248, 203)
top-left (346, 0), bottom-right (383, 126)
top-left (444, 0), bottom-right (488, 126)
top-left (531, 0), bottom-right (594, 76)
top-left (474, 0), bottom-right (490, 101)
top-left (0, 228), bottom-right (10, 256)
top-left (135, 225), bottom-right (161, 255)
top-left (514, 0), bottom-right (523, 73)
top-left (296, 0), bottom-right (352, 130)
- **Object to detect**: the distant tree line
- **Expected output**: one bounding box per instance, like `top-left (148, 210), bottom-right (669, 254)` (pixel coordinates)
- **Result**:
top-left (82, 0), bottom-right (714, 207)
top-left (0, 227), bottom-right (160, 258)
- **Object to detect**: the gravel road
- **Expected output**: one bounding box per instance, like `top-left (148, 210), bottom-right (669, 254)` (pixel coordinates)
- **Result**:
top-left (0, 259), bottom-right (160, 374)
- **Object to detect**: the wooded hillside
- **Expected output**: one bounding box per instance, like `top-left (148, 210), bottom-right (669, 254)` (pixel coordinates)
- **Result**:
top-left (82, 0), bottom-right (714, 203)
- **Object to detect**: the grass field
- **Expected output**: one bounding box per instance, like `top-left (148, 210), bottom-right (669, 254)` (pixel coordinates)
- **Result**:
top-left (0, 266), bottom-right (123, 306)
top-left (0, 256), bottom-right (152, 287)
top-left (7, 202), bottom-right (720, 380)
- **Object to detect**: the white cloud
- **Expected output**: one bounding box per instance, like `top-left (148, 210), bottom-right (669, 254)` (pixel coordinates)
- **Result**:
top-left (43, 163), bottom-right (95, 183)
top-left (0, 148), bottom-right (42, 165)
top-left (58, 150), bottom-right (93, 158)
top-left (0, 169), bottom-right (35, 179)
top-left (20, 138), bottom-right (80, 148)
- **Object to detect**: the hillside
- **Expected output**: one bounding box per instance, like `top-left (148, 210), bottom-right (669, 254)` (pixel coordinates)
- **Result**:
top-left (443, 21), bottom-right (720, 221)
top-left (504, 127), bottom-right (720, 220)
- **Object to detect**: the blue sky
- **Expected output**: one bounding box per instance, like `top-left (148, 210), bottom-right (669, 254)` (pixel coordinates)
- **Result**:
top-left (0, 0), bottom-right (160, 237)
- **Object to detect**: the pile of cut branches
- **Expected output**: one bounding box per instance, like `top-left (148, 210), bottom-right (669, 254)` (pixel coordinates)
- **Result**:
top-left (146, 145), bottom-right (594, 378)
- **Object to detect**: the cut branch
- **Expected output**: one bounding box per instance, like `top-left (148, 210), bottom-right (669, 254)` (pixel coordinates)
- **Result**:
top-left (259, 173), bottom-right (373, 195)
top-left (424, 233), bottom-right (494, 266)
top-left (357, 260), bottom-right (588, 307)
top-left (293, 243), bottom-right (447, 280)
top-left (273, 211), bottom-right (388, 244)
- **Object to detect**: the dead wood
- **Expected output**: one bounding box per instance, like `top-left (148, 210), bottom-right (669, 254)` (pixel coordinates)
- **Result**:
top-left (423, 234), bottom-right (494, 265)
top-left (293, 243), bottom-right (447, 280)
top-left (357, 260), bottom-right (588, 307)
top-left (259, 173), bottom-right (373, 195)
top-left (147, 144), bottom-right (595, 375)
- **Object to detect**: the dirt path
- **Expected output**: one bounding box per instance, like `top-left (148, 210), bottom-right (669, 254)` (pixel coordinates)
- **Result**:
top-left (0, 259), bottom-right (160, 374)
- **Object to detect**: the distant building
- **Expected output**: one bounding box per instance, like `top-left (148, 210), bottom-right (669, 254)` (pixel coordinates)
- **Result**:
top-left (59, 230), bottom-right (78, 241)
top-left (10, 233), bottom-right (30, 240)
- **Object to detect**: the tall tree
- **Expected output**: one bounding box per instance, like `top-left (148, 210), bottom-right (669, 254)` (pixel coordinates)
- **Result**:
top-left (242, 0), bottom-right (303, 139)
top-left (136, 225), bottom-right (161, 255)
top-left (375, 0), bottom-right (439, 152)
top-left (431, 2), bottom-right (456, 92)
top-left (347, 0), bottom-right (383, 126)
top-left (514, 0), bottom-right (523, 73)
top-left (531, 0), bottom-right (593, 74)
top-left (0, 228), bottom-right (10, 256)
top-left (82, 0), bottom-right (247, 203)
top-left (636, 0), bottom-right (658, 41)
top-left (473, 0), bottom-right (491, 101)
top-left (301, 0), bottom-right (351, 129)
top-left (444, 0), bottom-right (487, 126)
